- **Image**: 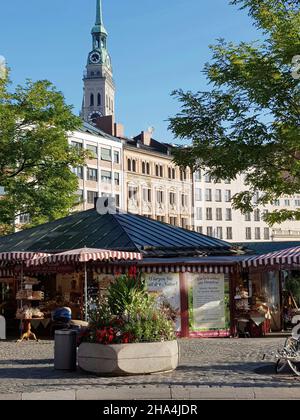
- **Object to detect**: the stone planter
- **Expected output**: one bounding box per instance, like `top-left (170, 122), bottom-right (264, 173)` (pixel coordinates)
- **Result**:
top-left (78, 340), bottom-right (179, 376)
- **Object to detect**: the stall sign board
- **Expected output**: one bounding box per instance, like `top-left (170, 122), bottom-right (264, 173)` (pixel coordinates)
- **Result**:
top-left (145, 273), bottom-right (181, 331)
top-left (188, 273), bottom-right (229, 332)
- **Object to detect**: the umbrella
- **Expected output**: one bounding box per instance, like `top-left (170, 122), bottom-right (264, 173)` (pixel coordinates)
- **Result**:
top-left (27, 248), bottom-right (142, 321)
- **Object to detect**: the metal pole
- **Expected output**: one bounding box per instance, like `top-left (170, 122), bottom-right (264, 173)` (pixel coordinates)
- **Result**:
top-left (84, 262), bottom-right (88, 322)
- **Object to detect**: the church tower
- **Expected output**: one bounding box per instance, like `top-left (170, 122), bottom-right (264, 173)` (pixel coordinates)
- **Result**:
top-left (82, 0), bottom-right (115, 125)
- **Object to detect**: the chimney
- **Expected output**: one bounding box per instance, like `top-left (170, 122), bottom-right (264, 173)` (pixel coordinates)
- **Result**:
top-left (114, 123), bottom-right (124, 138)
top-left (95, 115), bottom-right (115, 136)
top-left (141, 130), bottom-right (152, 146)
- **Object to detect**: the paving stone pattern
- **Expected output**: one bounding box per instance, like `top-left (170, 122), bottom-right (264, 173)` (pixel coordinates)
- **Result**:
top-left (0, 337), bottom-right (299, 395)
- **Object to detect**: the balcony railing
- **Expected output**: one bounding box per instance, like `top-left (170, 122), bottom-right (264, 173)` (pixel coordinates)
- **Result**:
top-left (272, 229), bottom-right (300, 239)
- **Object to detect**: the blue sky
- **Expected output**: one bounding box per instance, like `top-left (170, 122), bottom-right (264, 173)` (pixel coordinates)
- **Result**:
top-left (0, 0), bottom-right (261, 142)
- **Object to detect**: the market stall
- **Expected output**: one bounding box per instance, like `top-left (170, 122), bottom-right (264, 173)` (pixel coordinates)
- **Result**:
top-left (135, 256), bottom-right (246, 338)
top-left (241, 246), bottom-right (300, 334)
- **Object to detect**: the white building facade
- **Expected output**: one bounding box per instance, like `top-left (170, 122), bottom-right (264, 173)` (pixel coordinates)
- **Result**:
top-left (69, 125), bottom-right (123, 212)
top-left (193, 170), bottom-right (300, 243)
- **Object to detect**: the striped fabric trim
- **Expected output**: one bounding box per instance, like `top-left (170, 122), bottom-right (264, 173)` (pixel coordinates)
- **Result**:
top-left (0, 252), bottom-right (49, 262)
top-left (242, 246), bottom-right (300, 268)
top-left (28, 250), bottom-right (142, 266)
top-left (140, 265), bottom-right (233, 274)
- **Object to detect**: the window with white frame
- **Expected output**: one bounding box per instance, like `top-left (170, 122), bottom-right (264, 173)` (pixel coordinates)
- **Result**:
top-left (206, 208), bottom-right (213, 221)
top-left (114, 172), bottom-right (120, 186)
top-left (71, 141), bottom-right (83, 149)
top-left (143, 188), bottom-right (151, 202)
top-left (194, 170), bottom-right (201, 181)
top-left (205, 173), bottom-right (212, 183)
top-left (157, 190), bottom-right (164, 204)
top-left (181, 194), bottom-right (188, 207)
top-left (216, 227), bottom-right (223, 239)
top-left (245, 227), bottom-right (252, 240)
top-left (216, 208), bottom-right (223, 221)
top-left (215, 189), bottom-right (222, 202)
top-left (205, 189), bottom-right (212, 202)
top-left (226, 208), bottom-right (232, 221)
top-left (226, 227), bottom-right (233, 240)
top-left (19, 214), bottom-right (30, 224)
top-left (101, 148), bottom-right (112, 161)
top-left (264, 228), bottom-right (270, 240)
top-left (86, 144), bottom-right (98, 158)
top-left (87, 168), bottom-right (98, 182)
top-left (195, 188), bottom-right (202, 201)
top-left (72, 166), bottom-right (84, 179)
top-left (169, 192), bottom-right (176, 205)
top-left (225, 190), bottom-right (232, 202)
top-left (255, 227), bottom-right (261, 240)
top-left (128, 186), bottom-right (138, 201)
top-left (196, 208), bottom-right (203, 221)
top-left (207, 226), bottom-right (213, 237)
top-left (245, 212), bottom-right (251, 222)
top-left (170, 217), bottom-right (177, 226)
top-left (75, 189), bottom-right (84, 203)
top-left (101, 170), bottom-right (112, 183)
top-left (254, 209), bottom-right (261, 222)
top-left (87, 191), bottom-right (98, 204)
top-left (114, 151), bottom-right (120, 164)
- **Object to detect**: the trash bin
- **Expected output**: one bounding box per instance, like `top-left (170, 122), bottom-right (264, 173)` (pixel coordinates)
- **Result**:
top-left (54, 330), bottom-right (77, 371)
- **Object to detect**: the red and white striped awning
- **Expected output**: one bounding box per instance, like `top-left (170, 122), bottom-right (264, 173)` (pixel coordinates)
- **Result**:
top-left (140, 264), bottom-right (234, 274)
top-left (28, 248), bottom-right (142, 266)
top-left (242, 246), bottom-right (300, 268)
top-left (0, 252), bottom-right (49, 262)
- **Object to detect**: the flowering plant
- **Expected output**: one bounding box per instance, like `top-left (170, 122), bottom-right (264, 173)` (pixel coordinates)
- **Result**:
top-left (78, 268), bottom-right (176, 345)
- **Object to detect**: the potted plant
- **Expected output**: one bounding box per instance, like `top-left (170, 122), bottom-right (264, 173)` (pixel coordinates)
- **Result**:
top-left (77, 268), bottom-right (179, 375)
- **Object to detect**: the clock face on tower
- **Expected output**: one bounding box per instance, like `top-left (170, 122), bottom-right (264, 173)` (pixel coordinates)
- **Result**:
top-left (88, 111), bottom-right (103, 126)
top-left (89, 52), bottom-right (101, 64)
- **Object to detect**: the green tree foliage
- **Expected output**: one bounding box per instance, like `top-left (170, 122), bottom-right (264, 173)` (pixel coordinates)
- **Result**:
top-left (0, 74), bottom-right (87, 233)
top-left (169, 0), bottom-right (300, 225)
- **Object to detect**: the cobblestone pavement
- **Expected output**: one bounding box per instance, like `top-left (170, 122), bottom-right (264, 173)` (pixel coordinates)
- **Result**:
top-left (0, 337), bottom-right (299, 395)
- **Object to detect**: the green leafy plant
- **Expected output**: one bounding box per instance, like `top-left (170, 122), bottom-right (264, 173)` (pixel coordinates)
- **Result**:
top-left (81, 270), bottom-right (176, 344)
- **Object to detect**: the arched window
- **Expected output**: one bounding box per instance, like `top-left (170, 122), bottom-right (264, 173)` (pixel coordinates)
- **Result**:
top-left (155, 165), bottom-right (159, 177)
top-left (90, 93), bottom-right (94, 106)
top-left (132, 160), bottom-right (136, 172)
top-left (146, 163), bottom-right (150, 175)
top-left (142, 162), bottom-right (146, 174)
top-left (97, 93), bottom-right (101, 106)
top-left (128, 159), bottom-right (131, 171)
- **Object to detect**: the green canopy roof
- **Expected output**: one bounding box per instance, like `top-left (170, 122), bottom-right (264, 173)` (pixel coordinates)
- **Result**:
top-left (0, 209), bottom-right (239, 257)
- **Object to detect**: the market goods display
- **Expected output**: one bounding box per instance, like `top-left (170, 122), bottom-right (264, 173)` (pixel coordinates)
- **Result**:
top-left (16, 290), bottom-right (44, 300)
top-left (16, 306), bottom-right (44, 320)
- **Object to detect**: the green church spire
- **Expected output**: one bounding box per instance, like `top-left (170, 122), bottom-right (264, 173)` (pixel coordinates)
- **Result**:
top-left (92, 0), bottom-right (107, 36)
top-left (95, 0), bottom-right (103, 26)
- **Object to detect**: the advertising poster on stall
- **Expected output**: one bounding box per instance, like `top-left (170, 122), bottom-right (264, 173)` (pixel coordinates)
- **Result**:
top-left (144, 273), bottom-right (181, 331)
top-left (188, 273), bottom-right (230, 335)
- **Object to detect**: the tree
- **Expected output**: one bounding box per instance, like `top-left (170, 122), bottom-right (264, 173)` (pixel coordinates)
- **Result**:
top-left (0, 74), bottom-right (87, 234)
top-left (169, 0), bottom-right (300, 225)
